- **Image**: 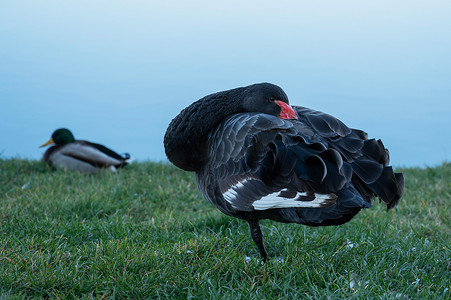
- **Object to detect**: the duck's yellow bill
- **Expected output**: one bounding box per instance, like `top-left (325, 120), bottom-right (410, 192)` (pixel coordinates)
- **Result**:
top-left (40, 138), bottom-right (55, 148)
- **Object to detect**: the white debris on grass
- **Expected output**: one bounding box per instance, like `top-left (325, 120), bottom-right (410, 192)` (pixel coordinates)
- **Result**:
top-left (245, 256), bottom-right (285, 265)
top-left (349, 272), bottom-right (357, 289)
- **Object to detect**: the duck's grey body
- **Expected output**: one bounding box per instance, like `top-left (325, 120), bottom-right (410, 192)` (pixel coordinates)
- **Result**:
top-left (44, 142), bottom-right (127, 173)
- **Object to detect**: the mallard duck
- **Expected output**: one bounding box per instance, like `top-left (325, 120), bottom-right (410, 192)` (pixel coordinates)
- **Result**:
top-left (164, 82), bottom-right (404, 261)
top-left (40, 128), bottom-right (131, 173)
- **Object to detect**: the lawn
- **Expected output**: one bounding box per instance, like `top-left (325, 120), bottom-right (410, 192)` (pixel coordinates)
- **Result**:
top-left (0, 159), bottom-right (449, 299)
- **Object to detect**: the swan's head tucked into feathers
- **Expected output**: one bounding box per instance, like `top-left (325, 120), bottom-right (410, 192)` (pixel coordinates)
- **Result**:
top-left (164, 82), bottom-right (297, 172)
top-left (40, 128), bottom-right (75, 147)
top-left (241, 83), bottom-right (297, 120)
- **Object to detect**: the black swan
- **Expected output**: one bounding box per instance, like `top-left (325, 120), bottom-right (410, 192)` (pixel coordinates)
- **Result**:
top-left (164, 83), bottom-right (404, 261)
top-left (40, 128), bottom-right (131, 173)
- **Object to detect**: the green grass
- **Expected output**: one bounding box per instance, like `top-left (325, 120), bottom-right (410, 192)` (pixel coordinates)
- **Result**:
top-left (0, 159), bottom-right (449, 299)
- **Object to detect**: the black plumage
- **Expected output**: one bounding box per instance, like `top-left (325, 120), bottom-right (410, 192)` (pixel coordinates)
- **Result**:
top-left (164, 83), bottom-right (404, 261)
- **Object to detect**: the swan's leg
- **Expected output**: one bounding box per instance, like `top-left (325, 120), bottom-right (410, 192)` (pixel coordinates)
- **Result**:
top-left (248, 220), bottom-right (268, 262)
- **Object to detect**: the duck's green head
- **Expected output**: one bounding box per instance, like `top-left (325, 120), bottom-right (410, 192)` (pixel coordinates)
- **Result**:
top-left (40, 128), bottom-right (75, 147)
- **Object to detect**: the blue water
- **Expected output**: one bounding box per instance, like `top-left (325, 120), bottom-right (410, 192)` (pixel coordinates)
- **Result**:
top-left (1, 1), bottom-right (450, 167)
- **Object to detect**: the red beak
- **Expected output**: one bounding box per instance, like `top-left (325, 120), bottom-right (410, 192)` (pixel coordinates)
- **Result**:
top-left (276, 101), bottom-right (298, 120)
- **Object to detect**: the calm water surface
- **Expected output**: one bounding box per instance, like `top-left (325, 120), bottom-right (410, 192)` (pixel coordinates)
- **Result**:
top-left (1, 1), bottom-right (450, 167)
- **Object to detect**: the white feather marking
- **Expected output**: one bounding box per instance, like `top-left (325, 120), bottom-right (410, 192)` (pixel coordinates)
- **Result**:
top-left (253, 192), bottom-right (336, 210)
top-left (223, 180), bottom-right (247, 206)
top-left (222, 179), bottom-right (336, 210)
